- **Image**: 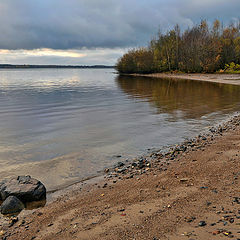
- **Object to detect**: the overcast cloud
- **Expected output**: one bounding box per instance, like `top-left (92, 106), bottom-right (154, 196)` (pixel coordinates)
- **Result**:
top-left (0, 0), bottom-right (239, 64)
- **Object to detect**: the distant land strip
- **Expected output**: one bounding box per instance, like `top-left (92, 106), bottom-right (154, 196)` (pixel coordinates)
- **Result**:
top-left (0, 64), bottom-right (115, 69)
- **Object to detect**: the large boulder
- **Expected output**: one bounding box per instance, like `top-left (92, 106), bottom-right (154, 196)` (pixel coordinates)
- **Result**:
top-left (0, 176), bottom-right (46, 203)
top-left (1, 196), bottom-right (24, 215)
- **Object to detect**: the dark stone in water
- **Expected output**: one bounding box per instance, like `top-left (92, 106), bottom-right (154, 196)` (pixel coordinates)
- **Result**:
top-left (117, 167), bottom-right (127, 173)
top-left (180, 146), bottom-right (187, 151)
top-left (138, 162), bottom-right (145, 169)
top-left (116, 162), bottom-right (125, 167)
top-left (132, 162), bottom-right (137, 167)
top-left (0, 175), bottom-right (46, 203)
top-left (1, 196), bottom-right (24, 215)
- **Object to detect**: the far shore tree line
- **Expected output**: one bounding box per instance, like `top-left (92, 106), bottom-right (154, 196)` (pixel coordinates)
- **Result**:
top-left (116, 20), bottom-right (240, 74)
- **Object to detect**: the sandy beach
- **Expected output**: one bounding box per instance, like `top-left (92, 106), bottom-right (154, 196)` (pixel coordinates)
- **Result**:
top-left (130, 73), bottom-right (240, 86)
top-left (0, 112), bottom-right (239, 239)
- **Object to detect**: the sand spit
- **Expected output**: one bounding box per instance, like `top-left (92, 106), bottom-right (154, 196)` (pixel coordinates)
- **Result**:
top-left (130, 73), bottom-right (240, 85)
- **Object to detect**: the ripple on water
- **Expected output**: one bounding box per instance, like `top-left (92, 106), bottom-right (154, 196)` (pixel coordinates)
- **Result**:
top-left (0, 69), bottom-right (239, 191)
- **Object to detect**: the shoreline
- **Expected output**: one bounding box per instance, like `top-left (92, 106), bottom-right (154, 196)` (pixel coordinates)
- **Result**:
top-left (1, 113), bottom-right (240, 239)
top-left (129, 73), bottom-right (240, 85)
top-left (43, 71), bottom-right (240, 194)
top-left (45, 110), bottom-right (238, 198)
top-left (46, 110), bottom-right (238, 197)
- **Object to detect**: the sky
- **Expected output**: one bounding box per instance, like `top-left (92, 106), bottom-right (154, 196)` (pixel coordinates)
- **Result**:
top-left (0, 0), bottom-right (240, 65)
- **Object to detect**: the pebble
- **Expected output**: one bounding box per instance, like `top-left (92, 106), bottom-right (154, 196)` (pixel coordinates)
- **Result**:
top-left (117, 208), bottom-right (125, 212)
top-left (116, 161), bottom-right (124, 167)
top-left (180, 178), bottom-right (189, 183)
top-left (198, 221), bottom-right (207, 227)
top-left (206, 201), bottom-right (212, 206)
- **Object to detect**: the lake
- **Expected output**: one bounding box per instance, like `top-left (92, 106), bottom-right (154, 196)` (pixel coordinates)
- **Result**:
top-left (0, 68), bottom-right (239, 191)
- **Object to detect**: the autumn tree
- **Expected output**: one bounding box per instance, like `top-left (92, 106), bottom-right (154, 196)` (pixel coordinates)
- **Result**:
top-left (116, 19), bottom-right (240, 74)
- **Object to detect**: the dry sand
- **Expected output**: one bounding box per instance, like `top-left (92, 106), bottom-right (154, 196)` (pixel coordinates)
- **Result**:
top-left (131, 73), bottom-right (240, 85)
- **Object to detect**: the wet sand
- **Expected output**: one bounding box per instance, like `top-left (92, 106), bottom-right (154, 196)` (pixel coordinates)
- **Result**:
top-left (130, 73), bottom-right (240, 85)
top-left (1, 114), bottom-right (240, 239)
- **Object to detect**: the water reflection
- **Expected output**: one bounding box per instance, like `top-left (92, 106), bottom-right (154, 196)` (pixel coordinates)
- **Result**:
top-left (116, 75), bottom-right (240, 119)
top-left (0, 69), bottom-right (239, 192)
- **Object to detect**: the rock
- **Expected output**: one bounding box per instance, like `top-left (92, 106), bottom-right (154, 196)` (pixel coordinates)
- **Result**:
top-left (0, 176), bottom-right (46, 202)
top-left (9, 217), bottom-right (19, 227)
top-left (198, 221), bottom-right (207, 227)
top-left (206, 201), bottom-right (212, 206)
top-left (116, 162), bottom-right (124, 167)
top-left (102, 183), bottom-right (108, 188)
top-left (138, 162), bottom-right (145, 169)
top-left (116, 167), bottom-right (127, 173)
top-left (1, 196), bottom-right (24, 215)
top-left (117, 208), bottom-right (125, 212)
top-left (185, 216), bottom-right (196, 222)
top-left (131, 162), bottom-right (137, 167)
top-left (180, 178), bottom-right (189, 183)
top-left (180, 146), bottom-right (187, 151)
top-left (229, 218), bottom-right (234, 223)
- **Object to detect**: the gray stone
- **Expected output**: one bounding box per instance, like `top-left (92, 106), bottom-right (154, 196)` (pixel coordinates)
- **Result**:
top-left (116, 162), bottom-right (124, 167)
top-left (198, 221), bottom-right (207, 227)
top-left (1, 196), bottom-right (24, 215)
top-left (0, 176), bottom-right (46, 203)
top-left (117, 167), bottom-right (127, 173)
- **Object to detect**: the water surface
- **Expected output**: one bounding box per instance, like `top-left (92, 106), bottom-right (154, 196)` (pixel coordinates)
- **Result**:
top-left (0, 69), bottom-right (239, 191)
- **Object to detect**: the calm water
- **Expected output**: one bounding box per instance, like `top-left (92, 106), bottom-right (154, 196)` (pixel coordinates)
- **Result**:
top-left (0, 69), bottom-right (240, 191)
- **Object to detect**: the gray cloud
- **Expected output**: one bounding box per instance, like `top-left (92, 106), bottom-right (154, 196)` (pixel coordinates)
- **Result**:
top-left (0, 0), bottom-right (239, 50)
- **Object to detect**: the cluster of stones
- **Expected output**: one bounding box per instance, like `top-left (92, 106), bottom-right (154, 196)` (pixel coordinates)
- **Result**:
top-left (0, 176), bottom-right (46, 215)
top-left (104, 156), bottom-right (152, 181)
top-left (105, 115), bottom-right (240, 181)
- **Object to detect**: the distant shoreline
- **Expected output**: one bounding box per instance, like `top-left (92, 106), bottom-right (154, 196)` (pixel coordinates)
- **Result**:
top-left (0, 64), bottom-right (114, 69)
top-left (127, 72), bottom-right (240, 86)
